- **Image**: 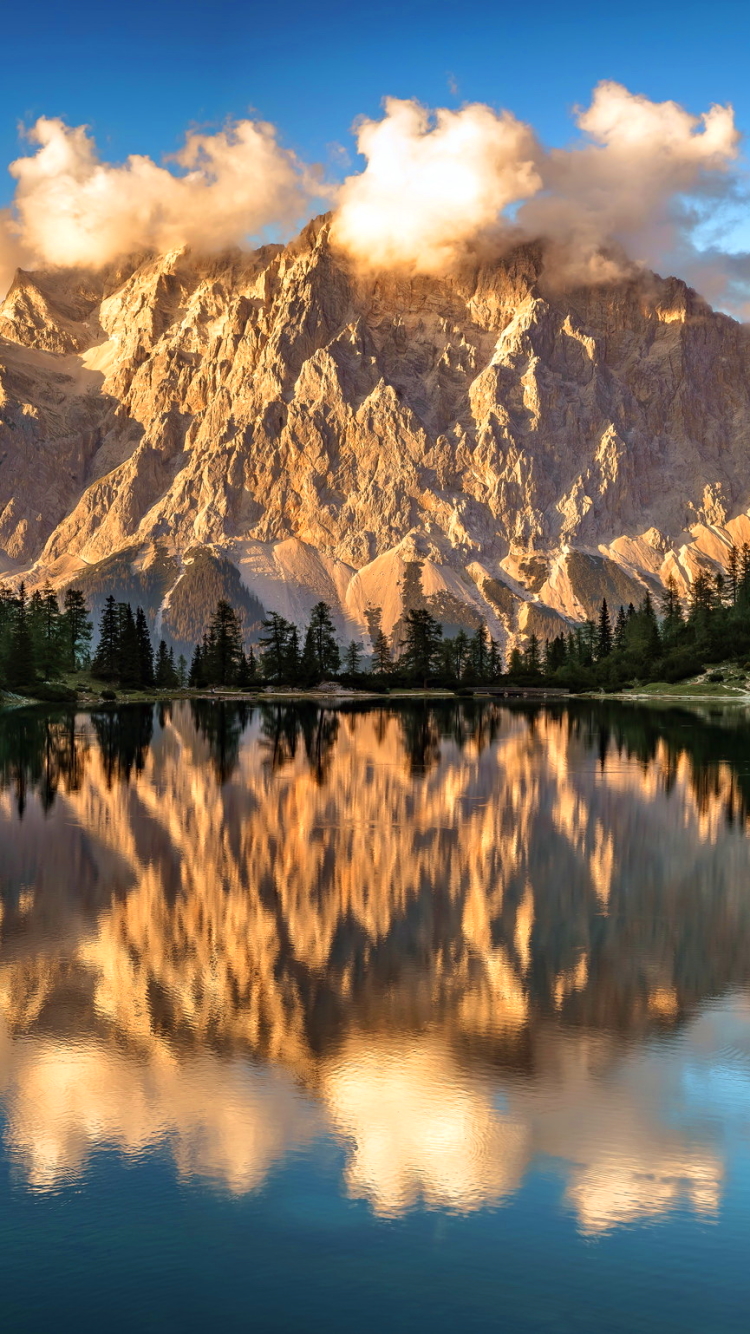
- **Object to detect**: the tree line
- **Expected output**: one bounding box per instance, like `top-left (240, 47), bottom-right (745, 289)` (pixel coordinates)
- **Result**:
top-left (0, 584), bottom-right (91, 693)
top-left (92, 594), bottom-right (187, 690)
top-left (6, 541), bottom-right (750, 697)
top-left (512, 544), bottom-right (750, 690)
top-left (186, 599), bottom-right (504, 689)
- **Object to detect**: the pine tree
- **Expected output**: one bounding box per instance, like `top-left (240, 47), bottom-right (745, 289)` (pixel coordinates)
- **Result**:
top-left (155, 639), bottom-right (178, 688)
top-left (344, 640), bottom-right (363, 674)
top-left (581, 621), bottom-right (596, 666)
top-left (596, 599), bottom-right (613, 660)
top-left (469, 624), bottom-right (489, 682)
top-left (34, 583), bottom-right (62, 679)
top-left (236, 647), bottom-right (254, 688)
top-left (284, 625), bottom-right (301, 682)
top-left (660, 578), bottom-right (683, 639)
top-left (629, 590), bottom-right (661, 664)
top-left (116, 604), bottom-right (140, 687)
top-left (545, 635), bottom-right (567, 674)
top-left (189, 642), bottom-right (204, 688)
top-left (135, 608), bottom-right (154, 687)
top-left (688, 572), bottom-right (714, 620)
top-left (399, 608), bottom-right (442, 684)
top-left (92, 596), bottom-right (120, 681)
top-left (452, 629), bottom-right (470, 681)
top-left (6, 584), bottom-right (36, 688)
top-left (524, 633), bottom-right (541, 674)
top-left (300, 624), bottom-right (319, 686)
top-left (508, 646), bottom-right (523, 676)
top-left (372, 628), bottom-right (392, 676)
top-left (258, 612), bottom-right (294, 684)
top-left (203, 600), bottom-right (243, 686)
top-left (614, 605), bottom-right (628, 651)
top-left (61, 588), bottom-right (92, 671)
top-left (305, 602), bottom-right (341, 680)
top-left (739, 544), bottom-right (750, 606)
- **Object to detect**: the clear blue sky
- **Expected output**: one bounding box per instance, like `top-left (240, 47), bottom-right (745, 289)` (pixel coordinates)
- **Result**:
top-left (2, 0), bottom-right (749, 212)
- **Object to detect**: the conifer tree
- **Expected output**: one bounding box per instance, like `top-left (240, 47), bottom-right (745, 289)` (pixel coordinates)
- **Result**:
top-left (34, 584), bottom-right (63, 679)
top-left (6, 584), bottom-right (36, 688)
top-left (236, 647), bottom-right (256, 688)
top-left (189, 642), bottom-right (204, 687)
top-left (469, 624), bottom-right (489, 682)
top-left (399, 608), bottom-right (442, 684)
top-left (284, 625), bottom-right (301, 682)
top-left (92, 596), bottom-right (120, 681)
top-left (660, 578), bottom-right (683, 639)
top-left (258, 612), bottom-right (294, 684)
top-left (452, 629), bottom-right (470, 681)
top-left (545, 634), bottom-right (567, 674)
top-left (299, 624), bottom-right (319, 686)
top-left (155, 639), bottom-right (179, 689)
top-left (508, 646), bottom-right (523, 676)
top-left (614, 604), bottom-right (628, 651)
top-left (61, 588), bottom-right (92, 671)
top-left (524, 633), bottom-right (541, 674)
top-left (203, 599), bottom-right (243, 686)
top-left (596, 599), bottom-right (613, 660)
top-left (116, 604), bottom-right (140, 687)
top-left (135, 607), bottom-right (154, 687)
top-left (305, 602), bottom-right (341, 679)
top-left (344, 640), bottom-right (362, 674)
top-left (372, 627), bottom-right (392, 675)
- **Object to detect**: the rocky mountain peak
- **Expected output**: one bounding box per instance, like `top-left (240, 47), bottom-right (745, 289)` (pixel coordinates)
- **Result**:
top-left (1, 217), bottom-right (749, 650)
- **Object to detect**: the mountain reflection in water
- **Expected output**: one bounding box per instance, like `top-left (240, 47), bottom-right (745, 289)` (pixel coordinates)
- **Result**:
top-left (1, 698), bottom-right (749, 1235)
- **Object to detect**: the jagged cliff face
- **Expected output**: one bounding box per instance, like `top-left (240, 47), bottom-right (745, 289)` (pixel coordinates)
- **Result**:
top-left (1, 217), bottom-right (750, 642)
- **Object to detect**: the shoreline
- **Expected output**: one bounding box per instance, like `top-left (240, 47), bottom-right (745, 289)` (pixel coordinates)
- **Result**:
top-left (5, 683), bottom-right (750, 710)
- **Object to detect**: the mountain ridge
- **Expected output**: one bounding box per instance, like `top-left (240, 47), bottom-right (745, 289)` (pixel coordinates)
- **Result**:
top-left (1, 216), bottom-right (749, 651)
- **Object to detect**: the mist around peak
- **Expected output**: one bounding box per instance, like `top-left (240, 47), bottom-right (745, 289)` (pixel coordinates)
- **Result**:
top-left (0, 81), bottom-right (748, 315)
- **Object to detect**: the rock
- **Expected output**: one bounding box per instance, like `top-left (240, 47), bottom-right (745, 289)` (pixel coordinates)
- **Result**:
top-left (2, 218), bottom-right (750, 649)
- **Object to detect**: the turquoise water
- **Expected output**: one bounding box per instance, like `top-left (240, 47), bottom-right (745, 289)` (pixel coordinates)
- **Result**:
top-left (0, 699), bottom-right (749, 1333)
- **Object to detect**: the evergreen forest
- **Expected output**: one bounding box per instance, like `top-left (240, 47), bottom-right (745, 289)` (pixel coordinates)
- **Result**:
top-left (4, 546), bottom-right (750, 697)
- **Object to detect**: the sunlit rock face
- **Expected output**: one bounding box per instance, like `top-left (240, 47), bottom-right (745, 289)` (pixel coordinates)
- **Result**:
top-left (2, 222), bottom-right (750, 643)
top-left (0, 700), bottom-right (749, 1229)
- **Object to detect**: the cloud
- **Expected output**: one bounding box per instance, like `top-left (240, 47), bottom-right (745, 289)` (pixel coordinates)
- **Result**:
top-left (329, 97), bottom-right (542, 273)
top-left (0, 114), bottom-right (319, 290)
top-left (0, 84), bottom-right (747, 314)
top-left (329, 82), bottom-right (745, 310)
top-left (519, 81), bottom-right (741, 287)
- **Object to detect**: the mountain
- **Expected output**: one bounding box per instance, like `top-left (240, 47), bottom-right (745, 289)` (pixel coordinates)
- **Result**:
top-left (2, 215), bottom-right (750, 651)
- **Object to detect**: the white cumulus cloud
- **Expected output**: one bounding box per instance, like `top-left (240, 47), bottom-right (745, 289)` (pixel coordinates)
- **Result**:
top-left (330, 97), bottom-right (542, 272)
top-left (0, 114), bottom-right (319, 288)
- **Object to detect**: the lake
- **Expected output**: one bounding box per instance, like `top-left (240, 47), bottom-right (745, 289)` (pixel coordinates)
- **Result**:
top-left (0, 697), bottom-right (749, 1333)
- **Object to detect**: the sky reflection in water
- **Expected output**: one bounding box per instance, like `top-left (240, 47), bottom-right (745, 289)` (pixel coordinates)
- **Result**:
top-left (0, 697), bottom-right (750, 1308)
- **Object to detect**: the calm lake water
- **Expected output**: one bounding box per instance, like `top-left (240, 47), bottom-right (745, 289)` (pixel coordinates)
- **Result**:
top-left (0, 698), bottom-right (749, 1333)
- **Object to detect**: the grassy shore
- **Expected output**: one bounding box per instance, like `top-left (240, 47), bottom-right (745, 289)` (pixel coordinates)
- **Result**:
top-left (6, 667), bottom-right (750, 710)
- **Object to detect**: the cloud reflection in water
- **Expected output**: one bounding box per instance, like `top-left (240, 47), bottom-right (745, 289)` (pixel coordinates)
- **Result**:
top-left (0, 699), bottom-right (749, 1233)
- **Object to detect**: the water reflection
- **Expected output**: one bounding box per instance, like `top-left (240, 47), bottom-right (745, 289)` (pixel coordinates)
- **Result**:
top-left (1, 699), bottom-right (749, 1233)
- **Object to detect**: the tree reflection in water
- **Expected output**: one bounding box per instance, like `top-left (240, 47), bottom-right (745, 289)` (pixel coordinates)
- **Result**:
top-left (1, 698), bottom-right (750, 1228)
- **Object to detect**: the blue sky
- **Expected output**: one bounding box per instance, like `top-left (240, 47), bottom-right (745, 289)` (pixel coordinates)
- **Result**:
top-left (2, 0), bottom-right (749, 198)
